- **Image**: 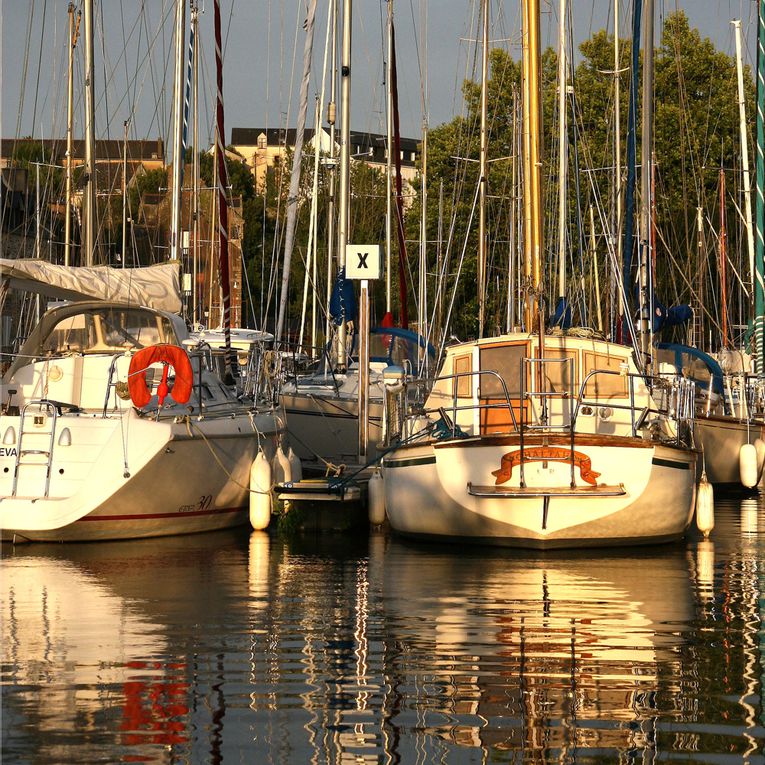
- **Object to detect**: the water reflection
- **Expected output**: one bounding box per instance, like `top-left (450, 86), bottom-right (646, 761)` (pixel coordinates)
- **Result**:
top-left (2, 500), bottom-right (765, 764)
top-left (1, 530), bottom-right (251, 763)
top-left (380, 543), bottom-right (695, 760)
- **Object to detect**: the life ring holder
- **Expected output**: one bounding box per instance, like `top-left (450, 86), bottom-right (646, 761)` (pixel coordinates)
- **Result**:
top-left (128, 344), bottom-right (194, 408)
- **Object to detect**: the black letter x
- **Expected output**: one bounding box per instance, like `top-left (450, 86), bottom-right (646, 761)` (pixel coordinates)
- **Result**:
top-left (357, 252), bottom-right (368, 268)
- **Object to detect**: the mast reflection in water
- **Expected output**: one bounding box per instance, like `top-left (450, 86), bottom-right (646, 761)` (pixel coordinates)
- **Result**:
top-left (2, 498), bottom-right (764, 763)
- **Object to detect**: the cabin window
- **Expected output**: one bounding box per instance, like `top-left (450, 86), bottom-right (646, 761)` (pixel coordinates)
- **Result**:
top-left (478, 344), bottom-right (526, 399)
top-left (539, 348), bottom-right (577, 394)
top-left (453, 354), bottom-right (472, 398)
top-left (583, 351), bottom-right (628, 398)
top-left (44, 308), bottom-right (177, 354)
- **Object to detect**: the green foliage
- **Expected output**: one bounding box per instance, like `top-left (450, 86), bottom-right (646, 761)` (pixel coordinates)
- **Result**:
top-left (403, 10), bottom-right (753, 344)
top-left (10, 141), bottom-right (64, 194)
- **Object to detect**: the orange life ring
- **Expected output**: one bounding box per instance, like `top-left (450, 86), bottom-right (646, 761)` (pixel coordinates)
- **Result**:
top-left (128, 344), bottom-right (194, 408)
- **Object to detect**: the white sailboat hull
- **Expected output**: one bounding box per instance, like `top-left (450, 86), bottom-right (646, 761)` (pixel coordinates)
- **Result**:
top-left (0, 409), bottom-right (282, 542)
top-left (694, 416), bottom-right (764, 487)
top-left (281, 391), bottom-right (382, 470)
top-left (384, 435), bottom-right (697, 548)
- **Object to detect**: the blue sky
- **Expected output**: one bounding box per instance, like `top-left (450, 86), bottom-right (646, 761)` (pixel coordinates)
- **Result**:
top-left (1, 0), bottom-right (760, 150)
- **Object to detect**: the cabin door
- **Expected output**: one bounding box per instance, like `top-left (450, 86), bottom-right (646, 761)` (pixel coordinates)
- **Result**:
top-left (478, 342), bottom-right (528, 434)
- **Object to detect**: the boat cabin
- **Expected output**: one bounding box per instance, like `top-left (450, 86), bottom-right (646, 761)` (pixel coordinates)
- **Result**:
top-left (425, 332), bottom-right (651, 437)
top-left (1, 302), bottom-right (232, 413)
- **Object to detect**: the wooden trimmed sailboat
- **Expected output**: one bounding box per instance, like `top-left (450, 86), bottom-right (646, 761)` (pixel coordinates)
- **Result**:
top-left (380, 0), bottom-right (699, 548)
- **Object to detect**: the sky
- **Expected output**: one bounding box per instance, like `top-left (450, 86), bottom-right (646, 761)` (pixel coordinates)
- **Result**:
top-left (0, 0), bottom-right (761, 154)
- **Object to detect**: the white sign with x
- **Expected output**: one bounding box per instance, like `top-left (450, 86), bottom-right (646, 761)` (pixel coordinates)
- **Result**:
top-left (345, 244), bottom-right (381, 280)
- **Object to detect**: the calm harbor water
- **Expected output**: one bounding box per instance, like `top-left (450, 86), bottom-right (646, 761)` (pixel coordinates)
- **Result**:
top-left (2, 497), bottom-right (765, 764)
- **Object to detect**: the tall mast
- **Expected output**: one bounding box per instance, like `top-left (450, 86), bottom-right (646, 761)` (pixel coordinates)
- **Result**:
top-left (121, 119), bottom-right (129, 267)
top-left (325, 0), bottom-right (338, 348)
top-left (64, 3), bottom-right (79, 267)
top-left (275, 0), bottom-right (318, 343)
top-left (391, 26), bottom-right (409, 327)
top-left (35, 163), bottom-right (41, 261)
top-left (521, 0), bottom-right (542, 331)
top-left (213, 0), bottom-right (237, 377)
top-left (733, 19), bottom-right (755, 304)
top-left (83, 0), bottom-right (96, 266)
top-left (756, 0), bottom-right (765, 373)
top-left (638, 0), bottom-right (654, 368)
top-left (192, 2), bottom-right (200, 325)
top-left (385, 0), bottom-right (393, 316)
top-left (719, 168), bottom-right (729, 349)
top-left (419, 122), bottom-right (428, 357)
top-left (337, 0), bottom-right (352, 368)
top-left (556, 0), bottom-right (567, 304)
top-left (613, 0), bottom-right (622, 337)
top-left (477, 0), bottom-right (489, 338)
top-left (170, 0), bottom-right (186, 262)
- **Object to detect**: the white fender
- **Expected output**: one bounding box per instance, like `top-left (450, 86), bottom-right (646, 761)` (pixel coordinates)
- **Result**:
top-left (287, 446), bottom-right (303, 482)
top-left (274, 445), bottom-right (292, 485)
top-left (695, 473), bottom-right (714, 539)
top-left (367, 469), bottom-right (386, 526)
top-left (249, 450), bottom-right (272, 531)
top-left (739, 443), bottom-right (758, 488)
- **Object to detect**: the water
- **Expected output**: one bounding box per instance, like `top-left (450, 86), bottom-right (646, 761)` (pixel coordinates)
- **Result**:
top-left (2, 497), bottom-right (764, 764)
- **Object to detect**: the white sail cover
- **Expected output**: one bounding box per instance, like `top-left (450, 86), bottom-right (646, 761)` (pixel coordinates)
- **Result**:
top-left (0, 260), bottom-right (182, 314)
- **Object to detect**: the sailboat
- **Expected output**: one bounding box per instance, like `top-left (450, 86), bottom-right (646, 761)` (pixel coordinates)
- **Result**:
top-left (0, 0), bottom-right (284, 542)
top-left (646, 16), bottom-right (765, 490)
top-left (380, 0), bottom-right (699, 548)
top-left (276, 0), bottom-right (433, 478)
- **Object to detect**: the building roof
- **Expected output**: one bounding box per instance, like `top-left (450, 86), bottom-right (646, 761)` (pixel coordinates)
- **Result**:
top-left (0, 138), bottom-right (165, 163)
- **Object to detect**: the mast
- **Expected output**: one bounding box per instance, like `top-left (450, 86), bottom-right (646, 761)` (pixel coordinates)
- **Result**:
top-left (213, 0), bottom-right (237, 377)
top-left (521, 0), bottom-right (542, 331)
top-left (385, 0), bottom-right (393, 316)
top-left (83, 0), bottom-right (96, 266)
top-left (757, 0), bottom-right (765, 373)
top-left (275, 0), bottom-right (318, 344)
top-left (325, 0), bottom-right (338, 349)
top-left (419, 121), bottom-right (428, 360)
top-left (638, 0), bottom-right (654, 369)
top-left (478, 0), bottom-right (489, 338)
top-left (391, 25), bottom-right (409, 327)
top-left (733, 19), bottom-right (755, 305)
top-left (35, 163), bottom-right (41, 261)
top-left (337, 0), bottom-right (352, 368)
top-left (64, 3), bottom-right (79, 267)
top-left (590, 204), bottom-right (603, 332)
top-left (613, 0), bottom-right (622, 338)
top-left (170, 0), bottom-right (186, 262)
top-left (121, 119), bottom-right (129, 267)
top-left (556, 0), bottom-right (567, 304)
top-left (192, 2), bottom-right (200, 325)
top-left (719, 168), bottom-right (729, 349)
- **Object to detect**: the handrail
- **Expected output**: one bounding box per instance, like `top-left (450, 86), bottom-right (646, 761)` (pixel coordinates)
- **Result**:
top-left (428, 369), bottom-right (519, 436)
top-left (420, 363), bottom-right (695, 445)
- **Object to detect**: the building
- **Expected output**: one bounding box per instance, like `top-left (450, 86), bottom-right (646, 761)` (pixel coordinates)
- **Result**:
top-left (230, 127), bottom-right (420, 192)
top-left (0, 138), bottom-right (165, 172)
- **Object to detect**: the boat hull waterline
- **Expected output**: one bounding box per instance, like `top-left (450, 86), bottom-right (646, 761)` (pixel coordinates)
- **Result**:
top-left (384, 435), bottom-right (698, 549)
top-left (0, 410), bottom-right (282, 543)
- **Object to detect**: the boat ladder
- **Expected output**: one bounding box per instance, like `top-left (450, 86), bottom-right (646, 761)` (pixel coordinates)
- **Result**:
top-left (12, 401), bottom-right (59, 497)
